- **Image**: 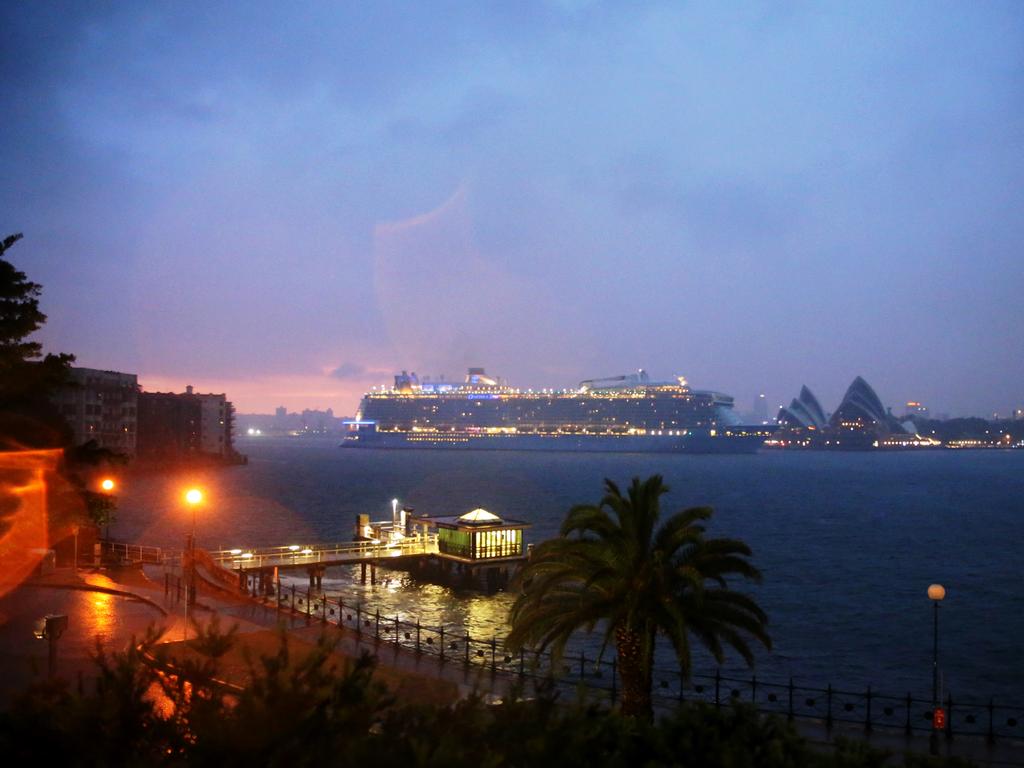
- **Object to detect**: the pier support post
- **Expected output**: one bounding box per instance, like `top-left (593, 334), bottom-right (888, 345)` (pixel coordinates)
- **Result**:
top-left (370, 563), bottom-right (376, 585)
top-left (360, 562), bottom-right (367, 584)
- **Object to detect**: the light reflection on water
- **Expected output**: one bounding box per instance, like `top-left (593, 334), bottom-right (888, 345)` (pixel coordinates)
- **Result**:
top-left (81, 590), bottom-right (116, 642)
top-left (280, 565), bottom-right (515, 642)
top-left (117, 438), bottom-right (1024, 700)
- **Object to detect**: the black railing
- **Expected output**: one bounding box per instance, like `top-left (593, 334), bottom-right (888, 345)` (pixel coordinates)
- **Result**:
top-left (265, 581), bottom-right (1022, 744)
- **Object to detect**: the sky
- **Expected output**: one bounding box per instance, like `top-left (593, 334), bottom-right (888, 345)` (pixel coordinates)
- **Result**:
top-left (2, 1), bottom-right (1022, 417)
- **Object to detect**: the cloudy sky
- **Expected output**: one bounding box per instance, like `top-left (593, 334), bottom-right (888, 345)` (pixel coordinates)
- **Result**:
top-left (2, 2), bottom-right (1022, 416)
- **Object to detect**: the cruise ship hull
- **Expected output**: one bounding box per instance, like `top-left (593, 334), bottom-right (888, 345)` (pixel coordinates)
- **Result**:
top-left (342, 430), bottom-right (766, 454)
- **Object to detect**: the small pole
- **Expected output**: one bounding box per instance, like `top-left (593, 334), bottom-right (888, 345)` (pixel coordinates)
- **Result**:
top-left (47, 634), bottom-right (58, 679)
top-left (491, 637), bottom-right (497, 674)
top-left (464, 634), bottom-right (470, 667)
top-left (415, 620), bottom-right (421, 654)
top-left (375, 609), bottom-right (380, 642)
top-left (440, 626), bottom-right (446, 663)
top-left (394, 615), bottom-right (400, 648)
top-left (356, 603), bottom-right (362, 637)
top-left (338, 597), bottom-right (344, 627)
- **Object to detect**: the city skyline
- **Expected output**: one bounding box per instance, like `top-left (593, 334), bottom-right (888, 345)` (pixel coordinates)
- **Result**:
top-left (2, 2), bottom-right (1022, 416)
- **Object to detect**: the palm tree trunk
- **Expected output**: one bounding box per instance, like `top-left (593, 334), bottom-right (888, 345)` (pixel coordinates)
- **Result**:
top-left (615, 626), bottom-right (652, 719)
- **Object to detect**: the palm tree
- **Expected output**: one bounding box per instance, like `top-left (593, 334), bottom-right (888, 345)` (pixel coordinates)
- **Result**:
top-left (506, 474), bottom-right (770, 719)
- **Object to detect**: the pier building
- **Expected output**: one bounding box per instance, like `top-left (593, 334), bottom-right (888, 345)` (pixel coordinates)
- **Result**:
top-left (410, 508), bottom-right (532, 592)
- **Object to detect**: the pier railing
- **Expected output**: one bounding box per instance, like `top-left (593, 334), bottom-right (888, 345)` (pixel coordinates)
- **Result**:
top-left (260, 580), bottom-right (1023, 745)
top-left (206, 535), bottom-right (439, 569)
top-left (100, 540), bottom-right (175, 565)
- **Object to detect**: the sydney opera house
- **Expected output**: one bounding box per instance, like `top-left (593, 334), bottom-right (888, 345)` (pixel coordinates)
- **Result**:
top-left (775, 376), bottom-right (938, 449)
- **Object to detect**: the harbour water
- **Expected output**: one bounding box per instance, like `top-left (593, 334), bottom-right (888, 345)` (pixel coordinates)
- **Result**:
top-left (114, 437), bottom-right (1024, 703)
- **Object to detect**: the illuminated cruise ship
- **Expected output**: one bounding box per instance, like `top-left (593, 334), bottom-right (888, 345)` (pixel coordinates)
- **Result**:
top-left (342, 368), bottom-right (771, 453)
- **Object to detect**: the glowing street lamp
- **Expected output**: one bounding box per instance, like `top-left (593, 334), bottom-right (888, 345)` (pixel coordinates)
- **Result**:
top-left (928, 583), bottom-right (946, 753)
top-left (183, 488), bottom-right (203, 640)
top-left (98, 477), bottom-right (117, 545)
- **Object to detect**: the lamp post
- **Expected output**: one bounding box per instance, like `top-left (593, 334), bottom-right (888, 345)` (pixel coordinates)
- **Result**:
top-left (928, 583), bottom-right (946, 754)
top-left (99, 477), bottom-right (116, 543)
top-left (184, 488), bottom-right (203, 640)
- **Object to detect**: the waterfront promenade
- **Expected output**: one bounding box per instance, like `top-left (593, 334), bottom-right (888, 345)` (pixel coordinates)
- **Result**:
top-left (0, 562), bottom-right (481, 709)
top-left (1, 562), bottom-right (1021, 766)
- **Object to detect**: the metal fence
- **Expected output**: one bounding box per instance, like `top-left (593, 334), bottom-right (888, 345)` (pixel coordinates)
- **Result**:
top-left (262, 581), bottom-right (1023, 744)
top-left (101, 540), bottom-right (174, 565)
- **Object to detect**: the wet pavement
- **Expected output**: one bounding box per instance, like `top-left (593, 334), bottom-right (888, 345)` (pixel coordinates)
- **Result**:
top-left (0, 577), bottom-right (166, 706)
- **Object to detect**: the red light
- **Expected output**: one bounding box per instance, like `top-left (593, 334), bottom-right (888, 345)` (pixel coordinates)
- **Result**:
top-left (933, 708), bottom-right (945, 730)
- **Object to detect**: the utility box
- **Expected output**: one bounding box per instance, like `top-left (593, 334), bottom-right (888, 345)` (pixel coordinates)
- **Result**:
top-left (33, 614), bottom-right (68, 640)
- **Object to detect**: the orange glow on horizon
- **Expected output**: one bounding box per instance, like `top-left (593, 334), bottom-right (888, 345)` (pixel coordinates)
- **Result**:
top-left (135, 372), bottom-right (375, 415)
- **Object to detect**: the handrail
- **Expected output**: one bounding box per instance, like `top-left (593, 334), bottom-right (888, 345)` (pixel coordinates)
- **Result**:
top-left (251, 578), bottom-right (1024, 745)
top-left (207, 535), bottom-right (440, 569)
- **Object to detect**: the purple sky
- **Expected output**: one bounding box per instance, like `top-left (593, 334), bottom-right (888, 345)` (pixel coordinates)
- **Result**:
top-left (2, 2), bottom-right (1022, 417)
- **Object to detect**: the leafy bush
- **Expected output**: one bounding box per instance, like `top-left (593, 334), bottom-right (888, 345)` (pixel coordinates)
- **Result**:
top-left (0, 624), bottom-right (976, 768)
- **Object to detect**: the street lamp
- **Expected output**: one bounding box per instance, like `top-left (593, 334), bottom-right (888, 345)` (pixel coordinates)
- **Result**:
top-left (184, 488), bottom-right (203, 640)
top-left (928, 583), bottom-right (946, 753)
top-left (99, 477), bottom-right (117, 543)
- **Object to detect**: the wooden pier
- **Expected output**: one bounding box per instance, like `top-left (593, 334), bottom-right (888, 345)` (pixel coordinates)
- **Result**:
top-left (207, 535), bottom-right (440, 592)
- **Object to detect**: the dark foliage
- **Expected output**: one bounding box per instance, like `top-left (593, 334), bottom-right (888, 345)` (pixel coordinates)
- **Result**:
top-left (0, 623), bottom-right (977, 768)
top-left (0, 233), bottom-right (74, 449)
top-left (508, 475), bottom-right (770, 719)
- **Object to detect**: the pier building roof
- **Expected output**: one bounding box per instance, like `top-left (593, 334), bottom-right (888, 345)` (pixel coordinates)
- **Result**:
top-left (412, 508), bottom-right (531, 532)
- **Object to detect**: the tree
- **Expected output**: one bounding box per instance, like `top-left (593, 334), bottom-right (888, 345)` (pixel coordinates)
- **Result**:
top-left (506, 474), bottom-right (771, 719)
top-left (0, 233), bottom-right (74, 448)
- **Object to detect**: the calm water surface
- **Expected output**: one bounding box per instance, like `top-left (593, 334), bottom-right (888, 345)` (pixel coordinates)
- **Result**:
top-left (115, 438), bottom-right (1024, 702)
